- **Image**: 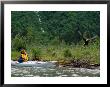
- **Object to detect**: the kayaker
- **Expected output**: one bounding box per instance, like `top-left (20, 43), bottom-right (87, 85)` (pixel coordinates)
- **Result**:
top-left (18, 49), bottom-right (28, 63)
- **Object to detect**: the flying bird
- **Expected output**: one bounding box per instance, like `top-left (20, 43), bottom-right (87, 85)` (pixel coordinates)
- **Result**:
top-left (78, 31), bottom-right (97, 46)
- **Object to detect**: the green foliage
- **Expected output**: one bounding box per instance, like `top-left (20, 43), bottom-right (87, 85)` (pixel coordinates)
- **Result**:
top-left (26, 26), bottom-right (34, 44)
top-left (63, 48), bottom-right (72, 58)
top-left (11, 43), bottom-right (100, 64)
top-left (11, 51), bottom-right (20, 61)
top-left (49, 37), bottom-right (60, 45)
top-left (12, 34), bottom-right (26, 51)
top-left (11, 11), bottom-right (40, 38)
top-left (11, 11), bottom-right (100, 45)
top-left (46, 47), bottom-right (55, 53)
top-left (31, 48), bottom-right (42, 60)
top-left (11, 11), bottom-right (100, 65)
top-left (46, 47), bottom-right (57, 58)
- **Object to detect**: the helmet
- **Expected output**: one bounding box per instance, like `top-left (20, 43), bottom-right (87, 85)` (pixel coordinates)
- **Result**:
top-left (21, 49), bottom-right (26, 54)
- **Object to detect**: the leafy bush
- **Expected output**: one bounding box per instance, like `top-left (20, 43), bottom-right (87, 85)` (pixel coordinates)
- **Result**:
top-left (12, 34), bottom-right (26, 51)
top-left (63, 48), bottom-right (72, 58)
top-left (11, 51), bottom-right (20, 61)
top-left (31, 48), bottom-right (42, 60)
top-left (46, 47), bottom-right (54, 53)
top-left (49, 37), bottom-right (60, 45)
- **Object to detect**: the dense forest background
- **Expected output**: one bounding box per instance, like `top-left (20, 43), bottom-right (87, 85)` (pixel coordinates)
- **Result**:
top-left (11, 11), bottom-right (100, 64)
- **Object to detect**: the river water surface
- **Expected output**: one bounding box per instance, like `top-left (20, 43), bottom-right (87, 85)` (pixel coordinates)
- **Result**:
top-left (11, 65), bottom-right (100, 77)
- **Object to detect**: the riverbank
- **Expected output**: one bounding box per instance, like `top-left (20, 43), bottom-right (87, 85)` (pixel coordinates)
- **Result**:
top-left (55, 59), bottom-right (100, 69)
top-left (39, 59), bottom-right (100, 69)
top-left (11, 44), bottom-right (100, 69)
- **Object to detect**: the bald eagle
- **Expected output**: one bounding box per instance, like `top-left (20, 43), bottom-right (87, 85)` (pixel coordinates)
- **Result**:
top-left (78, 31), bottom-right (97, 46)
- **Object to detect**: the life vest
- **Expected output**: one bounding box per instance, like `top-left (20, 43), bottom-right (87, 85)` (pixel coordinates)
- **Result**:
top-left (21, 53), bottom-right (28, 62)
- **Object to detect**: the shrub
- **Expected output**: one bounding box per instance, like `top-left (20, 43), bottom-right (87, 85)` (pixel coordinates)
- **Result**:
top-left (49, 37), bottom-right (60, 45)
top-left (12, 34), bottom-right (26, 51)
top-left (63, 48), bottom-right (72, 58)
top-left (46, 47), bottom-right (57, 58)
top-left (31, 48), bottom-right (42, 61)
top-left (11, 51), bottom-right (20, 61)
top-left (46, 47), bottom-right (54, 53)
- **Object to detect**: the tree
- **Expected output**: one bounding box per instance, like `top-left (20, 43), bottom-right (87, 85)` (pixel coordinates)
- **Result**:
top-left (11, 11), bottom-right (100, 47)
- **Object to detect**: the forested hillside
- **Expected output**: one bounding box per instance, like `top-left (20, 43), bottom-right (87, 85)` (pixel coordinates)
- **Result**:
top-left (11, 11), bottom-right (100, 66)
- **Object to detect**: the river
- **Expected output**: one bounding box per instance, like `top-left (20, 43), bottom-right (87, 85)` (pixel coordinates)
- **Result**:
top-left (11, 65), bottom-right (100, 77)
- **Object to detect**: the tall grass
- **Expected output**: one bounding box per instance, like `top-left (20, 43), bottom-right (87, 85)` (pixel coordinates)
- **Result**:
top-left (11, 51), bottom-right (20, 61)
top-left (31, 48), bottom-right (42, 61)
top-left (11, 42), bottom-right (100, 64)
